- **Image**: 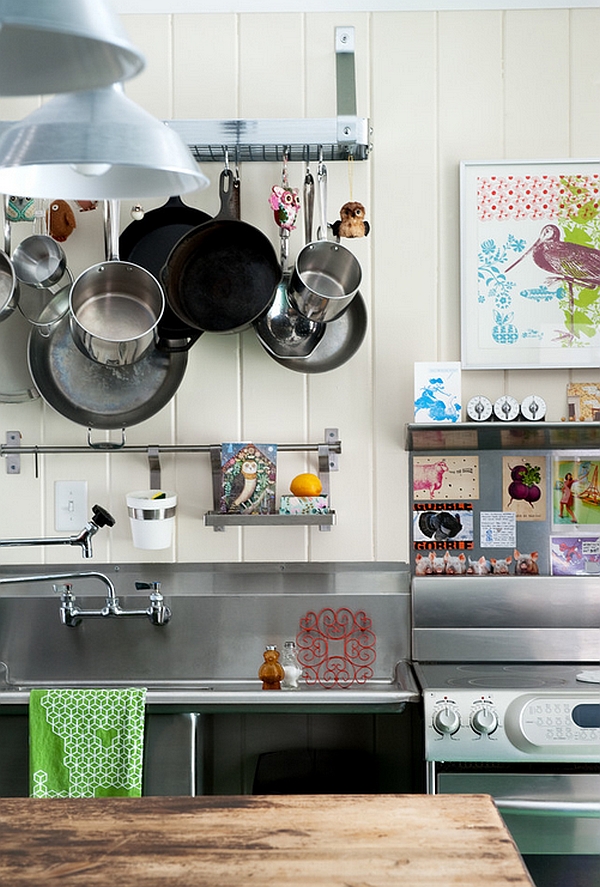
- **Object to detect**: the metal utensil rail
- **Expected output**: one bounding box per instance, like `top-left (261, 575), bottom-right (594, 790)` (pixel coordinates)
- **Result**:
top-left (1, 428), bottom-right (341, 530)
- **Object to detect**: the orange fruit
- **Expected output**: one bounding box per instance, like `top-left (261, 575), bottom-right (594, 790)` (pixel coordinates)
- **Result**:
top-left (290, 473), bottom-right (323, 497)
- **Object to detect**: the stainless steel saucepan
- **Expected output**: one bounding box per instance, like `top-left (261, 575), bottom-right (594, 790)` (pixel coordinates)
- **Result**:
top-left (69, 200), bottom-right (164, 366)
top-left (287, 161), bottom-right (361, 323)
top-left (0, 195), bottom-right (18, 323)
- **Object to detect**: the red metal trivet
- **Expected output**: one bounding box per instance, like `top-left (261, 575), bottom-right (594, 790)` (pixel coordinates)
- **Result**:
top-left (296, 607), bottom-right (376, 689)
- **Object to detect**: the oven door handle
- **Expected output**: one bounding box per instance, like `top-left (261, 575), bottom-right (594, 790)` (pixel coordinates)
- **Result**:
top-left (496, 798), bottom-right (600, 818)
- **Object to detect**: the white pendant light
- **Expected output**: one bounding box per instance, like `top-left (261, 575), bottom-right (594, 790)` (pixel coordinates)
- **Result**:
top-left (0, 84), bottom-right (209, 199)
top-left (0, 0), bottom-right (145, 95)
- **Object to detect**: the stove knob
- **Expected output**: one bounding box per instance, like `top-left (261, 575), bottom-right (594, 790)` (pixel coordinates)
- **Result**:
top-left (432, 704), bottom-right (461, 736)
top-left (470, 706), bottom-right (498, 736)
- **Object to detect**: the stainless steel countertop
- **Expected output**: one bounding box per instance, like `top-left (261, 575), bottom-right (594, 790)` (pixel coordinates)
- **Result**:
top-left (0, 662), bottom-right (420, 709)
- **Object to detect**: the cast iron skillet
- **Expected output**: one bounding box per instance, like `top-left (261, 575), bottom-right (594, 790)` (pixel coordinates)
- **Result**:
top-left (28, 288), bottom-right (188, 429)
top-left (119, 195), bottom-right (212, 351)
top-left (162, 169), bottom-right (281, 334)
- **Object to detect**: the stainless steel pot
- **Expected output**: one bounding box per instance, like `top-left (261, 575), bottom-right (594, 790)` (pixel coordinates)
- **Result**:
top-left (29, 287), bottom-right (187, 429)
top-left (69, 200), bottom-right (164, 366)
top-left (0, 195), bottom-right (19, 323)
top-left (12, 232), bottom-right (68, 290)
top-left (287, 162), bottom-right (361, 323)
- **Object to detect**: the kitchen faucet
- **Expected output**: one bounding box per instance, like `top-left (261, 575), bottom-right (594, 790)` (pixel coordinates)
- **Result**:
top-left (0, 504), bottom-right (171, 625)
top-left (0, 504), bottom-right (115, 558)
top-left (0, 572), bottom-right (171, 627)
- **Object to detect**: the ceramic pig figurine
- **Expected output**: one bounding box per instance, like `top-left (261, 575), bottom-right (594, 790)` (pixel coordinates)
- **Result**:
top-left (466, 556), bottom-right (491, 575)
top-left (490, 556), bottom-right (512, 575)
top-left (443, 552), bottom-right (467, 574)
top-left (513, 550), bottom-right (539, 575)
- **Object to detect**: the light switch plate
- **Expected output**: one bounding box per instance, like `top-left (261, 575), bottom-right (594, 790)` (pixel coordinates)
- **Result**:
top-left (55, 480), bottom-right (88, 532)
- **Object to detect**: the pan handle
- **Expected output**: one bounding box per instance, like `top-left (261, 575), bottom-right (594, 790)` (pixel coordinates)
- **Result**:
top-left (317, 161), bottom-right (328, 241)
top-left (156, 330), bottom-right (203, 353)
top-left (303, 163), bottom-right (314, 245)
top-left (216, 168), bottom-right (239, 222)
top-left (104, 199), bottom-right (121, 262)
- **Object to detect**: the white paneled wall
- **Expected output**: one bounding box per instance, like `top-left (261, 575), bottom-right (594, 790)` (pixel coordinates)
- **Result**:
top-left (0, 9), bottom-right (599, 566)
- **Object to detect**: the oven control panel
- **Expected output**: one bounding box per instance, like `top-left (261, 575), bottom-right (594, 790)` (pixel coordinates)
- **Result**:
top-left (424, 690), bottom-right (600, 762)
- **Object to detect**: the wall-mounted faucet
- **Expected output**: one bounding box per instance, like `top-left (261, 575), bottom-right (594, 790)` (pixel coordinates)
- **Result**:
top-left (0, 504), bottom-right (115, 558)
top-left (56, 576), bottom-right (171, 627)
top-left (0, 571), bottom-right (171, 627)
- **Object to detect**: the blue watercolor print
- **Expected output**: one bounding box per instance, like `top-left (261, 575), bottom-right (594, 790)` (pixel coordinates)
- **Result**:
top-left (414, 376), bottom-right (461, 423)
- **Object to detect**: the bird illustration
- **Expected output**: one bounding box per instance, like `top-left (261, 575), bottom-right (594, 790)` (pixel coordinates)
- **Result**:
top-left (506, 224), bottom-right (600, 336)
top-left (268, 185), bottom-right (300, 231)
top-left (228, 460), bottom-right (258, 510)
top-left (506, 224), bottom-right (600, 286)
top-left (332, 201), bottom-right (370, 239)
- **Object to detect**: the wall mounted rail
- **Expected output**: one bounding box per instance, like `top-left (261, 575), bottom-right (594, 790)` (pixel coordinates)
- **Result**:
top-left (1, 429), bottom-right (341, 532)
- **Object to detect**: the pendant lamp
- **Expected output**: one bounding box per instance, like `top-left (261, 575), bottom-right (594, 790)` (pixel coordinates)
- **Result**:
top-left (0, 84), bottom-right (209, 199)
top-left (0, 0), bottom-right (145, 95)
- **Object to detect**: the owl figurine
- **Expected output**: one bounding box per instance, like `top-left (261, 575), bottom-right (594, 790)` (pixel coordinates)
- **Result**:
top-left (332, 201), bottom-right (370, 239)
top-left (47, 199), bottom-right (76, 242)
top-left (269, 185), bottom-right (300, 231)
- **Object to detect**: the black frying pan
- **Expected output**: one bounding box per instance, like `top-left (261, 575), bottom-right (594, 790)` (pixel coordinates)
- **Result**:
top-left (162, 170), bottom-right (281, 334)
top-left (119, 195), bottom-right (212, 351)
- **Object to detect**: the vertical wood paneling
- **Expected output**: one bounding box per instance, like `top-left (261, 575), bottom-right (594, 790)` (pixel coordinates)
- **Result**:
top-left (0, 9), bottom-right (597, 566)
top-left (438, 11), bottom-right (504, 361)
top-left (370, 12), bottom-right (436, 561)
top-left (503, 9), bottom-right (570, 158)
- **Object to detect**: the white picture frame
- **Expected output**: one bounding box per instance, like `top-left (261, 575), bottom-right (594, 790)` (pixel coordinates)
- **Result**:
top-left (460, 159), bottom-right (600, 369)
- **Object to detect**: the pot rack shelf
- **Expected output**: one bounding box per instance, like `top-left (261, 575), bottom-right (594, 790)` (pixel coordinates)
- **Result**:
top-left (165, 27), bottom-right (370, 165)
top-left (1, 428), bottom-right (341, 532)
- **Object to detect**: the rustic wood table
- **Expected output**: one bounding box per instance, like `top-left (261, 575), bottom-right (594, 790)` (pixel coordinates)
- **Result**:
top-left (0, 794), bottom-right (533, 885)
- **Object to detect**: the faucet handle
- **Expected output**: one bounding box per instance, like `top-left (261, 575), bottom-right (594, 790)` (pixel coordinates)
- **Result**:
top-left (91, 504), bottom-right (115, 528)
top-left (135, 581), bottom-right (161, 592)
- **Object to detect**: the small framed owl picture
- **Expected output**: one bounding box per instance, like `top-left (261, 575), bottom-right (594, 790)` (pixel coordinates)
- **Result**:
top-left (460, 159), bottom-right (600, 370)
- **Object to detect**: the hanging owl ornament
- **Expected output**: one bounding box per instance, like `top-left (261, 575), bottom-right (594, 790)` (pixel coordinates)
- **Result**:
top-left (332, 201), bottom-right (370, 239)
top-left (269, 184), bottom-right (300, 231)
top-left (269, 153), bottom-right (300, 231)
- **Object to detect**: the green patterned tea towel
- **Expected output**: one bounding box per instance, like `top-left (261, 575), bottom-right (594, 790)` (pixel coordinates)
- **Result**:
top-left (29, 688), bottom-right (146, 798)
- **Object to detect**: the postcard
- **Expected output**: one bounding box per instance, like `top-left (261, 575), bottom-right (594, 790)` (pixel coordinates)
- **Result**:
top-left (219, 442), bottom-right (277, 514)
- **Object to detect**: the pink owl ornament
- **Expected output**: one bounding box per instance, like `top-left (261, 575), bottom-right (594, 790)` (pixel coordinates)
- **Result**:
top-left (269, 184), bottom-right (300, 231)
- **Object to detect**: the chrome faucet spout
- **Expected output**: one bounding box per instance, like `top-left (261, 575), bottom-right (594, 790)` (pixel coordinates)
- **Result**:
top-left (0, 504), bottom-right (115, 558)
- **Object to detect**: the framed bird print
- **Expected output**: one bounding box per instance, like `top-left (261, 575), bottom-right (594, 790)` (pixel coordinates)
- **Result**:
top-left (219, 442), bottom-right (277, 514)
top-left (460, 159), bottom-right (600, 369)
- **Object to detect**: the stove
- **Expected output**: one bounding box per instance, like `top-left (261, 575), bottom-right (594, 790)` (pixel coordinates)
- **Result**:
top-left (411, 575), bottom-right (600, 887)
top-left (415, 662), bottom-right (600, 763)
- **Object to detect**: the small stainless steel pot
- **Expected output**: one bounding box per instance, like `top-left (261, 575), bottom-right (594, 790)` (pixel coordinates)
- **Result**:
top-left (287, 162), bottom-right (361, 323)
top-left (69, 200), bottom-right (164, 366)
top-left (0, 195), bottom-right (19, 323)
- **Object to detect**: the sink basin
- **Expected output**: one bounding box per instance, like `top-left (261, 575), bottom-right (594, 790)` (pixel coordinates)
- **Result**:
top-left (0, 564), bottom-right (415, 711)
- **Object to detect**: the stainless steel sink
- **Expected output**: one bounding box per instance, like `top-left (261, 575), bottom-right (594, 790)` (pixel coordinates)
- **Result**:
top-left (0, 562), bottom-right (415, 710)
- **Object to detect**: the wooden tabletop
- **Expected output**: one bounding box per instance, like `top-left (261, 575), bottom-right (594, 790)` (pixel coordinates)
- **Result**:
top-left (0, 794), bottom-right (533, 886)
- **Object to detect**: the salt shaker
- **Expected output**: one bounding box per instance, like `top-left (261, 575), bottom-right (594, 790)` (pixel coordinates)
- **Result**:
top-left (281, 640), bottom-right (302, 690)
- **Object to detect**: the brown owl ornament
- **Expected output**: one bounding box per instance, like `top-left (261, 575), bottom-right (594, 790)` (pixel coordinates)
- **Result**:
top-left (332, 201), bottom-right (370, 239)
top-left (46, 199), bottom-right (76, 242)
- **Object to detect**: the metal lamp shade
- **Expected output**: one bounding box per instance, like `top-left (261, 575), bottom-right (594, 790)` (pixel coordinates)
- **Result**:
top-left (0, 0), bottom-right (145, 95)
top-left (0, 85), bottom-right (209, 199)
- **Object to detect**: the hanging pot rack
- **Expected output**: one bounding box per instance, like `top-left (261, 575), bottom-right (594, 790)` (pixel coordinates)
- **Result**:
top-left (167, 26), bottom-right (370, 165)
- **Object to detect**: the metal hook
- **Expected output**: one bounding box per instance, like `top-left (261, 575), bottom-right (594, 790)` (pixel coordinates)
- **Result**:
top-left (317, 145), bottom-right (325, 179)
top-left (223, 146), bottom-right (230, 170)
top-left (282, 147), bottom-right (291, 188)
